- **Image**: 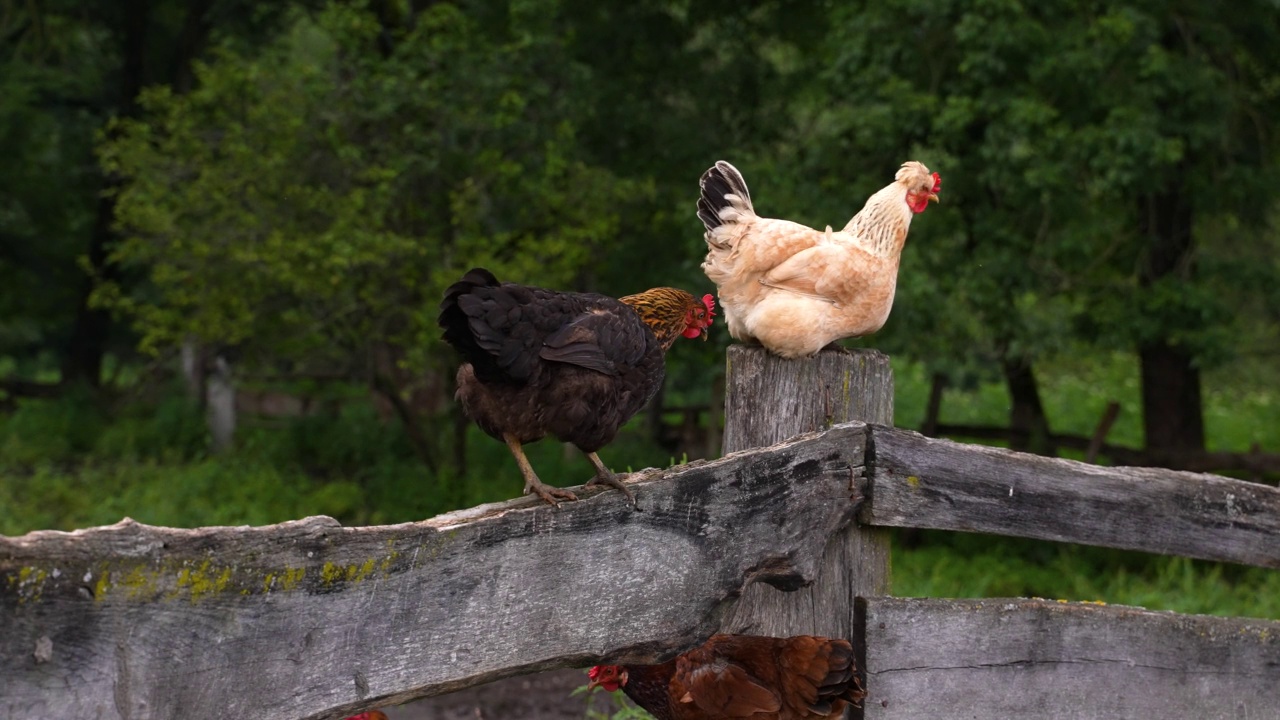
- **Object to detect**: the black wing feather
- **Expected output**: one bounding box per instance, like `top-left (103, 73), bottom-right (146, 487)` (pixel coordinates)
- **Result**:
top-left (440, 267), bottom-right (651, 384)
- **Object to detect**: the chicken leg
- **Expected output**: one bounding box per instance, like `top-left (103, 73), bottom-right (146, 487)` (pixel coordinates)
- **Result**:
top-left (504, 433), bottom-right (578, 506)
top-left (584, 451), bottom-right (636, 505)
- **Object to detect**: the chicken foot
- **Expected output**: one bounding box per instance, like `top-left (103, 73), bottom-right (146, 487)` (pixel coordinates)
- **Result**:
top-left (584, 451), bottom-right (637, 505)
top-left (504, 433), bottom-right (578, 506)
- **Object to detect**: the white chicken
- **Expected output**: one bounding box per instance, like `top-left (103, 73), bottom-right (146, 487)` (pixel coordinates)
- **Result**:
top-left (698, 161), bottom-right (940, 358)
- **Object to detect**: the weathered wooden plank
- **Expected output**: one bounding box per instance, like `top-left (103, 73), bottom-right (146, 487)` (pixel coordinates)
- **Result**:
top-left (721, 346), bottom-right (892, 642)
top-left (857, 597), bottom-right (1280, 720)
top-left (864, 425), bottom-right (1280, 568)
top-left (0, 425), bottom-right (866, 720)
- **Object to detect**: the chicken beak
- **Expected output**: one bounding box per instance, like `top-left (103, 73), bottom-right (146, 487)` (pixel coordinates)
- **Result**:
top-left (586, 678), bottom-right (602, 691)
top-left (927, 192), bottom-right (940, 203)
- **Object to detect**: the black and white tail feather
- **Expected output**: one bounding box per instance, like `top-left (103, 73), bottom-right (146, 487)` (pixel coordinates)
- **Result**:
top-left (697, 161), bottom-right (756, 243)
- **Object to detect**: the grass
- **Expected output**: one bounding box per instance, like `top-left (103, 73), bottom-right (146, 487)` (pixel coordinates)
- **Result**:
top-left (890, 350), bottom-right (1280, 452)
top-left (2, 350), bottom-right (1278, 623)
top-left (0, 383), bottom-right (677, 535)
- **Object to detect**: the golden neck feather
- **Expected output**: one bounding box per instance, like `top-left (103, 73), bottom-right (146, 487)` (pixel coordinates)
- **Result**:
top-left (620, 287), bottom-right (696, 350)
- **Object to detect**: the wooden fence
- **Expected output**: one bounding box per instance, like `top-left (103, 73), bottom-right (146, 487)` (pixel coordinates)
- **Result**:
top-left (3, 347), bottom-right (1278, 719)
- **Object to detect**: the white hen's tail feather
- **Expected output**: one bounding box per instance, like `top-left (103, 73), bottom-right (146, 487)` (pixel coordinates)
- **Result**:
top-left (698, 161), bottom-right (756, 248)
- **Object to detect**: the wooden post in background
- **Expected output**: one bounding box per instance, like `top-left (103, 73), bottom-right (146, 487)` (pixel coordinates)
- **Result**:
top-left (720, 345), bottom-right (893, 639)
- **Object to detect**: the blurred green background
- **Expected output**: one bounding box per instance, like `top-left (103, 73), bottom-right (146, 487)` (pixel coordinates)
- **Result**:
top-left (2, 0), bottom-right (1278, 620)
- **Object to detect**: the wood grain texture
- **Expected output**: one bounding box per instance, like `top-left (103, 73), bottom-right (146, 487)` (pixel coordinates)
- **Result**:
top-left (721, 346), bottom-right (892, 640)
top-left (0, 425), bottom-right (865, 720)
top-left (857, 597), bottom-right (1280, 720)
top-left (862, 426), bottom-right (1280, 568)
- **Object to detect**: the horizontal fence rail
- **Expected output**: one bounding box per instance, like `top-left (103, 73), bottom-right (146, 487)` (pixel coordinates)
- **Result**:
top-left (857, 597), bottom-right (1280, 720)
top-left (862, 425), bottom-right (1280, 569)
top-left (0, 425), bottom-right (866, 720)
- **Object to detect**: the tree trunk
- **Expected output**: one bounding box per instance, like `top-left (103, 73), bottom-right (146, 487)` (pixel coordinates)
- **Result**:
top-left (1002, 357), bottom-right (1054, 456)
top-left (1140, 342), bottom-right (1205, 451)
top-left (720, 346), bottom-right (892, 642)
top-left (61, 197), bottom-right (116, 387)
top-left (920, 371), bottom-right (947, 437)
top-left (1137, 185), bottom-right (1204, 452)
top-left (372, 373), bottom-right (439, 473)
top-left (171, 0), bottom-right (215, 92)
top-left (180, 337), bottom-right (207, 409)
top-left (64, 0), bottom-right (218, 388)
top-left (206, 354), bottom-right (236, 452)
top-left (62, 0), bottom-right (154, 387)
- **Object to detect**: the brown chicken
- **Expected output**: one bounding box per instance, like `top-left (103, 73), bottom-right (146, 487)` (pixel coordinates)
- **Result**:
top-left (439, 268), bottom-right (714, 506)
top-left (699, 161), bottom-right (940, 358)
top-left (587, 634), bottom-right (864, 720)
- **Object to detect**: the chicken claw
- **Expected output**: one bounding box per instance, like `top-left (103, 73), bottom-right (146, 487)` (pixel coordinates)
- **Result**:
top-left (505, 433), bottom-right (578, 507)
top-left (524, 478), bottom-right (579, 507)
top-left (585, 452), bottom-right (637, 506)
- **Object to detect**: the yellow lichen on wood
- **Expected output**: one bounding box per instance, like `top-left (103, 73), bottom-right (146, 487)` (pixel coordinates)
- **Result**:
top-left (94, 568), bottom-right (112, 601)
top-left (122, 565), bottom-right (159, 600)
top-left (11, 566), bottom-right (50, 604)
top-left (279, 567), bottom-right (305, 591)
top-left (176, 560), bottom-right (233, 602)
top-left (7, 552), bottom-right (375, 605)
top-left (379, 549), bottom-right (399, 576)
top-left (321, 555), bottom-right (389, 586)
top-left (321, 561), bottom-right (343, 585)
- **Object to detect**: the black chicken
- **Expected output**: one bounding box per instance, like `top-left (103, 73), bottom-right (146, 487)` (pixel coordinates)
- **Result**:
top-left (439, 268), bottom-right (714, 506)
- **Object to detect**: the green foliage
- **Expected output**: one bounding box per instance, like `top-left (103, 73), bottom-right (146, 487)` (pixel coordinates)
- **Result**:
top-left (0, 5), bottom-right (108, 361)
top-left (98, 2), bottom-right (647, 375)
top-left (799, 0), bottom-right (1280, 374)
top-left (0, 392), bottom-right (104, 466)
top-left (93, 393), bottom-right (209, 462)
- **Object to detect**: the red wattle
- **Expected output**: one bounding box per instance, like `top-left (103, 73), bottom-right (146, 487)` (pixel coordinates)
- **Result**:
top-left (682, 327), bottom-right (702, 338)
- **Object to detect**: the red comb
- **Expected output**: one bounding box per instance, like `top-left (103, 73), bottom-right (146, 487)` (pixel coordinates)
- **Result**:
top-left (931, 172), bottom-right (942, 193)
top-left (588, 666), bottom-right (602, 680)
top-left (702, 294), bottom-right (716, 318)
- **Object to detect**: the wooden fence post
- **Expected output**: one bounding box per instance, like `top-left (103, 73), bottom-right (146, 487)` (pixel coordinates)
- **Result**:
top-left (720, 345), bottom-right (893, 639)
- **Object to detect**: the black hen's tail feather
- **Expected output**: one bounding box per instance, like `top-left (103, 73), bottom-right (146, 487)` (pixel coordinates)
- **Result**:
top-left (439, 267), bottom-right (510, 380)
top-left (697, 160), bottom-right (753, 232)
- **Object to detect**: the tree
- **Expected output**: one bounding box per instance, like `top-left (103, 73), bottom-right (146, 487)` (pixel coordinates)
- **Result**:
top-left (808, 0), bottom-right (1280, 453)
top-left (0, 0), bottom-right (315, 389)
top-left (98, 3), bottom-right (647, 468)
